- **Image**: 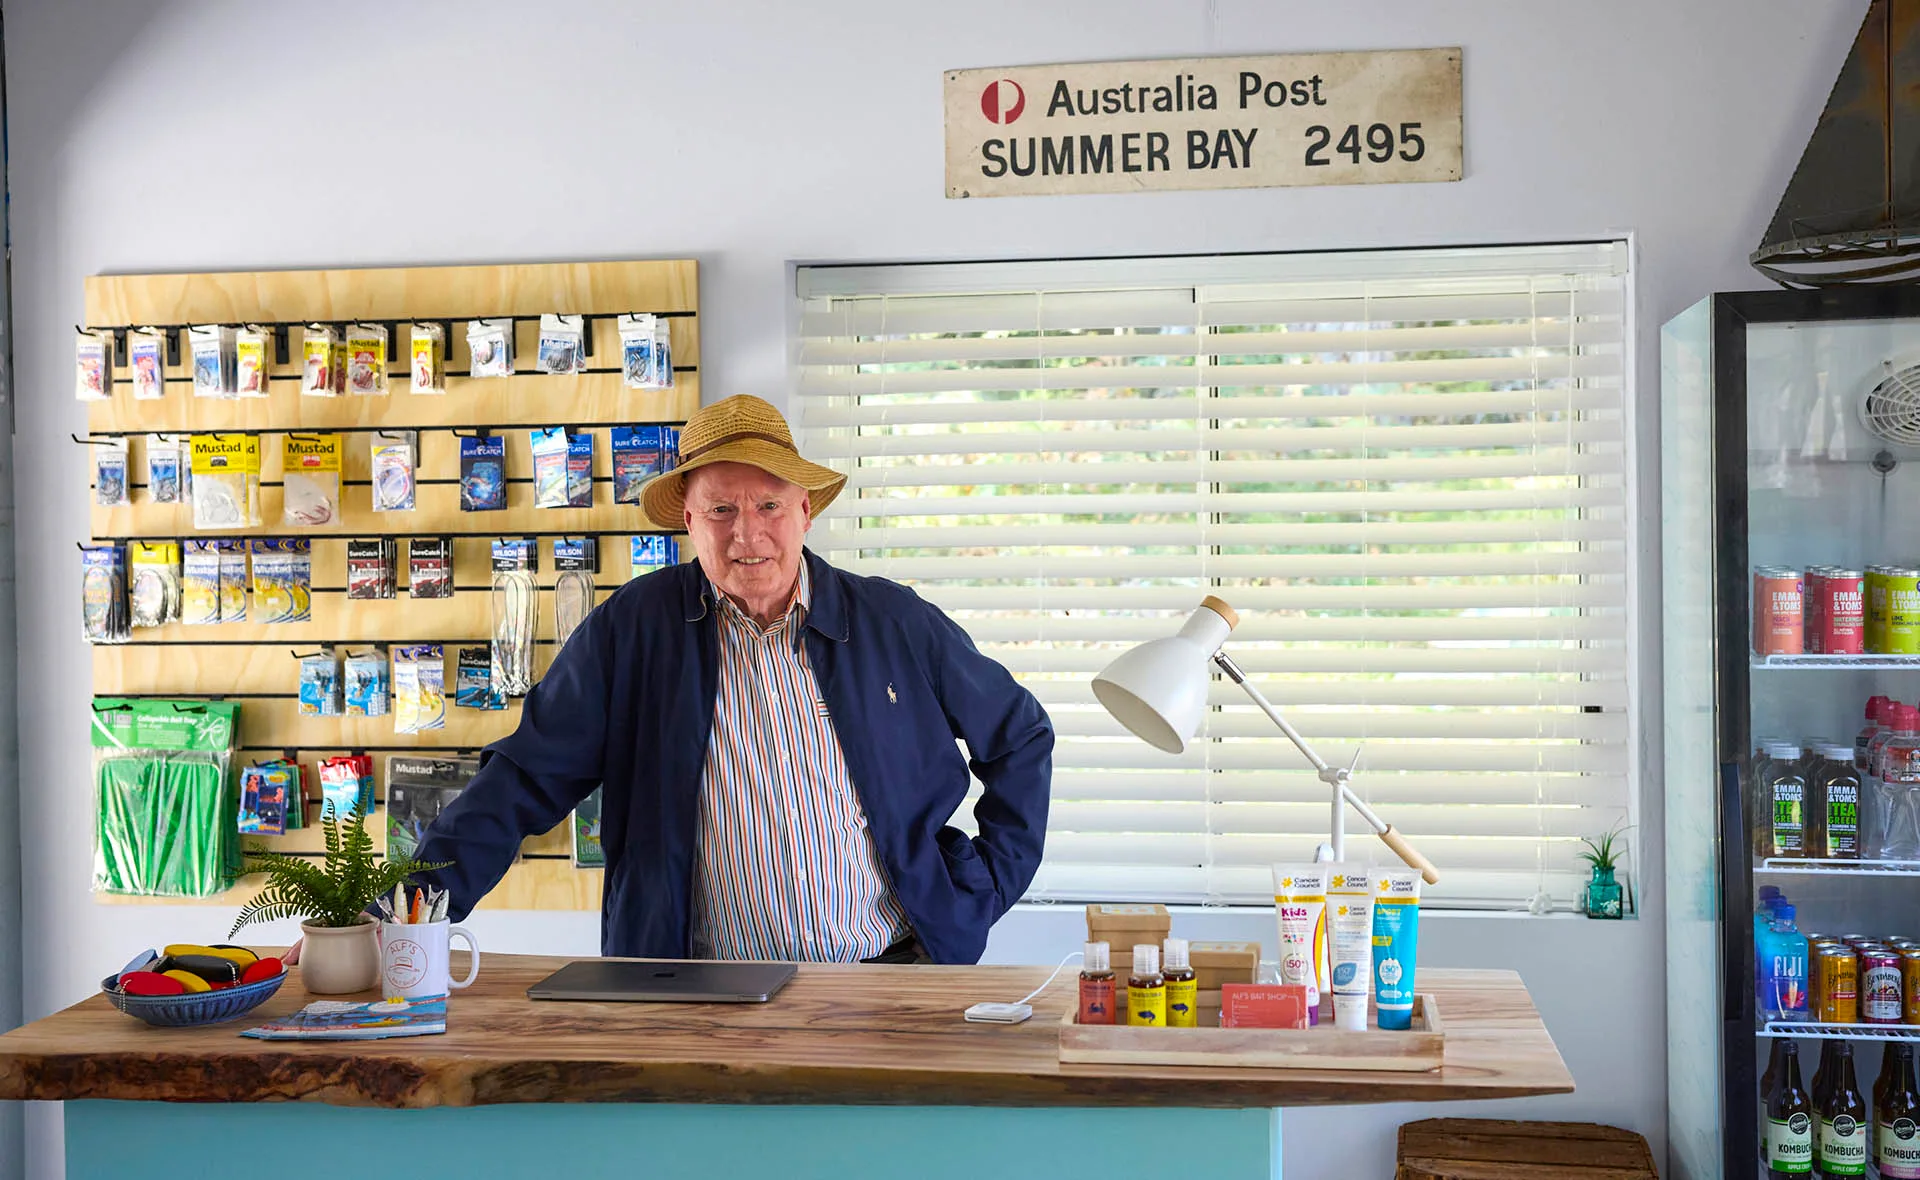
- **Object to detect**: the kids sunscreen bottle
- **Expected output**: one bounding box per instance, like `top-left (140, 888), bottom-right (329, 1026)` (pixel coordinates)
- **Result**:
top-left (1273, 864), bottom-right (1329, 1021)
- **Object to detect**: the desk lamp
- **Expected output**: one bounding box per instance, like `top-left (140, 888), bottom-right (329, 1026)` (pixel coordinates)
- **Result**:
top-left (1091, 596), bottom-right (1440, 883)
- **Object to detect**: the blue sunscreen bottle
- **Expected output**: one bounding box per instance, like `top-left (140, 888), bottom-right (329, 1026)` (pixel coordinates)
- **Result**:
top-left (1371, 869), bottom-right (1424, 1030)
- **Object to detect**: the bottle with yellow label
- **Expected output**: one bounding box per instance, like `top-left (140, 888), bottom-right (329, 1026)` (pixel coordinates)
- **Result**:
top-left (1128, 944), bottom-right (1167, 1027)
top-left (1163, 938), bottom-right (1197, 1028)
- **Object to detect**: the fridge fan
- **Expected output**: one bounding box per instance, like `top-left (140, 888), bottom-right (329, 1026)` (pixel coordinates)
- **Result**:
top-left (1861, 360), bottom-right (1920, 448)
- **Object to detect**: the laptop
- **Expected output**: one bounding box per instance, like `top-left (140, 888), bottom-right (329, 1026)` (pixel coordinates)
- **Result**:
top-left (526, 959), bottom-right (798, 1004)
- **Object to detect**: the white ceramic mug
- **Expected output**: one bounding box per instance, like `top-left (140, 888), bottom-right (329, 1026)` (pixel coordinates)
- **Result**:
top-left (378, 919), bottom-right (479, 998)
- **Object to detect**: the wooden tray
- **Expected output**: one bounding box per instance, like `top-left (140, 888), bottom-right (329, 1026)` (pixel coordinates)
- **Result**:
top-left (1058, 994), bottom-right (1443, 1072)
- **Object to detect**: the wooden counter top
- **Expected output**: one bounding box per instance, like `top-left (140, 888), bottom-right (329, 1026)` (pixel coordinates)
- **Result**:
top-left (0, 954), bottom-right (1573, 1109)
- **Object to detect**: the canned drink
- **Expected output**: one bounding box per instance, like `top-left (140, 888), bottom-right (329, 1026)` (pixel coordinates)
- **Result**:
top-left (1806, 568), bottom-right (1827, 652)
top-left (1819, 945), bottom-right (1861, 1024)
top-left (1866, 567), bottom-right (1881, 652)
top-left (1888, 568), bottom-right (1920, 655)
top-left (1754, 567), bottom-right (1805, 656)
top-left (1810, 940), bottom-right (1830, 1012)
top-left (1822, 568), bottom-right (1867, 655)
top-left (1903, 947), bottom-right (1920, 1023)
top-left (1864, 950), bottom-right (1905, 1023)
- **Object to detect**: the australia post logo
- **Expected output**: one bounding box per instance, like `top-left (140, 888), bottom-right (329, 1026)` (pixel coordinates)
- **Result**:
top-left (980, 79), bottom-right (1025, 124)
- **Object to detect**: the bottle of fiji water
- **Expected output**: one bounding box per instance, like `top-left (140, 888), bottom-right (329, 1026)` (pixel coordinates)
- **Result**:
top-left (1762, 903), bottom-right (1811, 1024)
top-left (1757, 885), bottom-right (1784, 1011)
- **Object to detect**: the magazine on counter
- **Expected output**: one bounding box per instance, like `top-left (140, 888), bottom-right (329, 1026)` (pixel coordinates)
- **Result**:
top-left (241, 995), bottom-right (447, 1041)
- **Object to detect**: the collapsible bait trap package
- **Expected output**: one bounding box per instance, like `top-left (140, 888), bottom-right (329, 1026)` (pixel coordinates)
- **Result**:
top-left (90, 698), bottom-right (240, 898)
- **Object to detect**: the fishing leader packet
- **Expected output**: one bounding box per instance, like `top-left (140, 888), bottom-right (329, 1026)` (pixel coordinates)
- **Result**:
top-left (189, 433), bottom-right (262, 529)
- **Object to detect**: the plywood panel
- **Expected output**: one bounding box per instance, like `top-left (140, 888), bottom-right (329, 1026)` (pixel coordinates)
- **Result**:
top-left (487, 858), bottom-right (603, 910)
top-left (107, 422), bottom-right (672, 489)
top-left (88, 372), bottom-right (697, 435)
top-left (93, 535), bottom-right (665, 590)
top-left (85, 260), bottom-right (696, 328)
top-left (95, 478), bottom-right (673, 538)
top-left (94, 569), bottom-right (657, 646)
top-left (84, 315), bottom-right (697, 414)
top-left (233, 698), bottom-right (519, 749)
top-left (92, 857), bottom-right (585, 909)
top-left (105, 595), bottom-right (528, 646)
top-left (239, 811), bottom-right (569, 862)
top-left (95, 644), bottom-right (568, 696)
top-left (82, 260), bottom-right (692, 912)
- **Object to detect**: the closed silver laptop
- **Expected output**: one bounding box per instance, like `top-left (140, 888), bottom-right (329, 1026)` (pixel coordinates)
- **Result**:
top-left (527, 959), bottom-right (797, 1003)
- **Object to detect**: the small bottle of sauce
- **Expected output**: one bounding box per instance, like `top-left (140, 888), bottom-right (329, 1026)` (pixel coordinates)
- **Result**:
top-left (1077, 941), bottom-right (1115, 1025)
top-left (1127, 944), bottom-right (1166, 1027)
top-left (1162, 938), bottom-right (1197, 1028)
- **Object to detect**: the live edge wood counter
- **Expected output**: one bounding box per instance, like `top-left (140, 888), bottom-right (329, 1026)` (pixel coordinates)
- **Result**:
top-left (0, 953), bottom-right (1572, 1110)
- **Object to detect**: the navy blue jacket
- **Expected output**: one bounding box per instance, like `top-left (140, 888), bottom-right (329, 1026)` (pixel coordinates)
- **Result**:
top-left (413, 549), bottom-right (1054, 964)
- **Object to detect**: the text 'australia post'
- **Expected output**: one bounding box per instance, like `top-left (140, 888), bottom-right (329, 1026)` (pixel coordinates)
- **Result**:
top-left (945, 49), bottom-right (1461, 199)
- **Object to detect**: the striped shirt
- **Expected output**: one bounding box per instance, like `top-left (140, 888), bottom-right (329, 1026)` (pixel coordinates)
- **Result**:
top-left (689, 562), bottom-right (912, 962)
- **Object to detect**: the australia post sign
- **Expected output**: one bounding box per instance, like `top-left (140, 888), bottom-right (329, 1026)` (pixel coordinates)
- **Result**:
top-left (944, 49), bottom-right (1461, 198)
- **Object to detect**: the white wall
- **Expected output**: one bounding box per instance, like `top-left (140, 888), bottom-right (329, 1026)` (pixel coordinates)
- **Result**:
top-left (2, 1), bottom-right (1871, 1176)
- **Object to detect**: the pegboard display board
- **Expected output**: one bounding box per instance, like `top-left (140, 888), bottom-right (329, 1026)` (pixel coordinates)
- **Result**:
top-left (82, 260), bottom-right (700, 910)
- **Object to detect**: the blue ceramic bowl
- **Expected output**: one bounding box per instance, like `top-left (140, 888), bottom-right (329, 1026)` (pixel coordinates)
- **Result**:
top-left (101, 967), bottom-right (287, 1028)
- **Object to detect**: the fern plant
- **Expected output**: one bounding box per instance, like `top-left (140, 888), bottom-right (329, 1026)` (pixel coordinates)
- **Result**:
top-left (230, 805), bottom-right (448, 934)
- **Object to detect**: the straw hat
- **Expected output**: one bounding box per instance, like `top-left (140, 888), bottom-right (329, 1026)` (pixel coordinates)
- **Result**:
top-left (640, 395), bottom-right (846, 529)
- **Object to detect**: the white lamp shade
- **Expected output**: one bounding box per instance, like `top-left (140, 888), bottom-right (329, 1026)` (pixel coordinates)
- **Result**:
top-left (1091, 602), bottom-right (1235, 755)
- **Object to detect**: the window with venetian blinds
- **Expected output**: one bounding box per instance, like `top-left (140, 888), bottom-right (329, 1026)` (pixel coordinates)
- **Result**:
top-left (794, 243), bottom-right (1633, 910)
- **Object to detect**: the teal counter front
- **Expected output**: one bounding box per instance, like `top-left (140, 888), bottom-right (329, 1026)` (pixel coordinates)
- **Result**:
top-left (0, 954), bottom-right (1572, 1180)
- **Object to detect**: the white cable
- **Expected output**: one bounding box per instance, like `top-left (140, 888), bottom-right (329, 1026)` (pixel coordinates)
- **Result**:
top-left (1014, 950), bottom-right (1084, 1006)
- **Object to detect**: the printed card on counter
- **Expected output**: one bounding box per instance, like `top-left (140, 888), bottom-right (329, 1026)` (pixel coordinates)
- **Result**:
top-left (242, 995), bottom-right (447, 1040)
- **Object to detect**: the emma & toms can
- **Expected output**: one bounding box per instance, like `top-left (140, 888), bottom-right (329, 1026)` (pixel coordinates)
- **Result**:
top-left (1753, 567), bottom-right (1805, 657)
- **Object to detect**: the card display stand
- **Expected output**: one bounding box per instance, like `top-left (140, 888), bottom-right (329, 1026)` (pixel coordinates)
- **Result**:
top-left (83, 260), bottom-right (699, 910)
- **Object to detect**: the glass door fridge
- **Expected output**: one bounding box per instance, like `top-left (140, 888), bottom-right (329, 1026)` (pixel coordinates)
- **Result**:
top-left (1665, 287), bottom-right (1920, 1180)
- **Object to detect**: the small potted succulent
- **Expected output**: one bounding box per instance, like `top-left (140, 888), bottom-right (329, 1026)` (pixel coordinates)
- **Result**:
top-left (1578, 822), bottom-right (1631, 919)
top-left (230, 807), bottom-right (446, 994)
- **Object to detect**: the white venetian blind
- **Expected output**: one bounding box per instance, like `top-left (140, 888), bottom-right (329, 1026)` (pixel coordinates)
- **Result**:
top-left (795, 243), bottom-right (1633, 910)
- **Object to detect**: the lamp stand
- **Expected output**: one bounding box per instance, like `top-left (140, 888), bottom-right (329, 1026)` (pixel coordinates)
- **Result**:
top-left (1212, 651), bottom-right (1439, 884)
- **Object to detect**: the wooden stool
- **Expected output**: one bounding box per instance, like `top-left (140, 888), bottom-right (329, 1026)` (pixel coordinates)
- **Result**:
top-left (1396, 1118), bottom-right (1659, 1179)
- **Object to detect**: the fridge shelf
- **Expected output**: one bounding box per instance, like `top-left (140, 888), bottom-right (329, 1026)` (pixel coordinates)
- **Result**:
top-left (1760, 1021), bottom-right (1920, 1042)
top-left (1751, 653), bottom-right (1920, 669)
top-left (1757, 858), bottom-right (1920, 877)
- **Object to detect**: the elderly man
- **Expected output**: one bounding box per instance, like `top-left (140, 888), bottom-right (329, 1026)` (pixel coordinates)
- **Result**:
top-left (412, 395), bottom-right (1054, 964)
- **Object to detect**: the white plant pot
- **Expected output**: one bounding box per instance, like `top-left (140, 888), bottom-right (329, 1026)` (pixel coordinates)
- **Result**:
top-left (299, 916), bottom-right (380, 994)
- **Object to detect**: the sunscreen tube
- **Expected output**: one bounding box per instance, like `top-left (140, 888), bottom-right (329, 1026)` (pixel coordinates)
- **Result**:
top-left (1327, 863), bottom-right (1376, 1032)
top-left (1273, 864), bottom-right (1329, 1022)
top-left (1371, 868), bottom-right (1423, 1030)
